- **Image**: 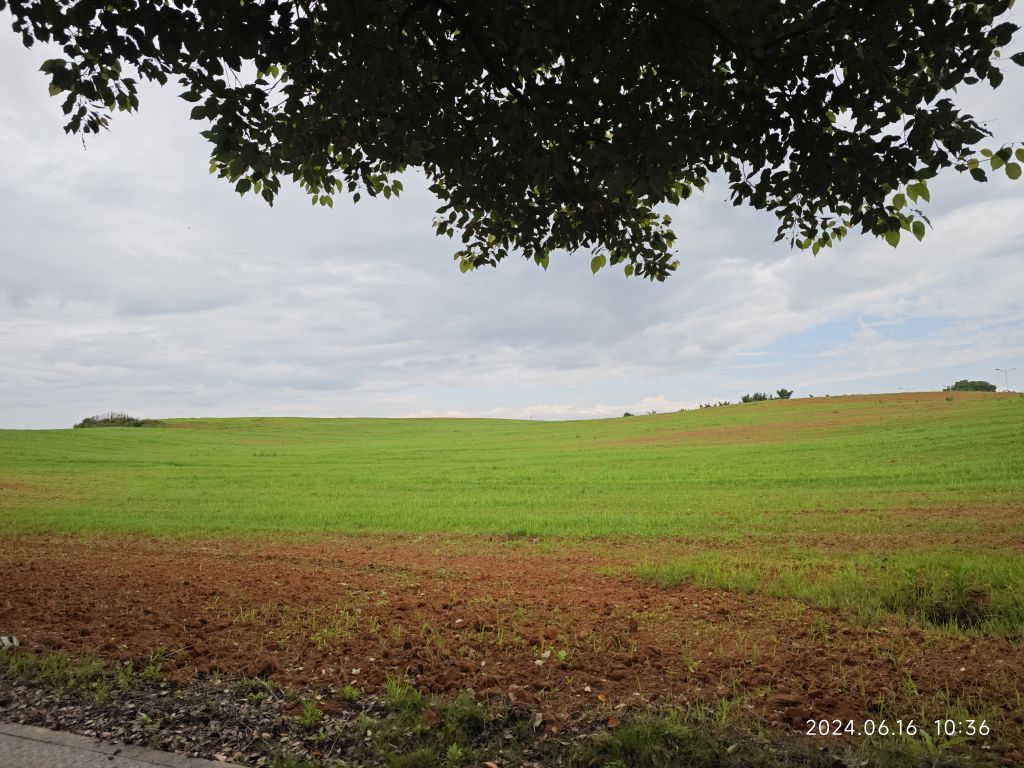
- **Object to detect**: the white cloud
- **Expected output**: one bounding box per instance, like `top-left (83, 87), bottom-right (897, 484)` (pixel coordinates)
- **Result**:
top-left (1, 17), bottom-right (1023, 428)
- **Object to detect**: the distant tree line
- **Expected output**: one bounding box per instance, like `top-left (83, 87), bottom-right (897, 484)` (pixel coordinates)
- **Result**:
top-left (943, 380), bottom-right (997, 392)
top-left (623, 388), bottom-right (796, 416)
top-left (74, 412), bottom-right (161, 428)
top-left (740, 389), bottom-right (794, 403)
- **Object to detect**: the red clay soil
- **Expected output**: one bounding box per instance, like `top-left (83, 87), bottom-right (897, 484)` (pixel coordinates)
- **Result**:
top-left (2, 535), bottom-right (1022, 760)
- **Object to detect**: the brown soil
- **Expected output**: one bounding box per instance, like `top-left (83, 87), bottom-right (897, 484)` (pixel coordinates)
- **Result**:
top-left (2, 535), bottom-right (1022, 761)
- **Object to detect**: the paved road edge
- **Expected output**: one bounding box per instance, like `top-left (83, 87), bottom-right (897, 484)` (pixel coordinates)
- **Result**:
top-left (0, 721), bottom-right (239, 767)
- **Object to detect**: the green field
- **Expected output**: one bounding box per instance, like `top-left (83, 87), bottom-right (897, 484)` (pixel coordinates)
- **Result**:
top-left (3, 391), bottom-right (1023, 633)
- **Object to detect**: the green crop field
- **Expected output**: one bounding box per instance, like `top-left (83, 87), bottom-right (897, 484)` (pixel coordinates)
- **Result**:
top-left (3, 391), bottom-right (1023, 633)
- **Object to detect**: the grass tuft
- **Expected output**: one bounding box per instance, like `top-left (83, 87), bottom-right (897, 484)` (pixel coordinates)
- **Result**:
top-left (576, 715), bottom-right (723, 768)
top-left (385, 676), bottom-right (428, 719)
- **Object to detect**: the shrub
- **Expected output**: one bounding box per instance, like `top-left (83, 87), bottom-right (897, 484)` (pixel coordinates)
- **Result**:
top-left (740, 389), bottom-right (793, 402)
top-left (943, 380), bottom-right (996, 392)
top-left (73, 412), bottom-right (160, 428)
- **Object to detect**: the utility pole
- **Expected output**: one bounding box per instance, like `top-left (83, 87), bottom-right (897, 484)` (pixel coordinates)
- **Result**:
top-left (995, 367), bottom-right (1016, 392)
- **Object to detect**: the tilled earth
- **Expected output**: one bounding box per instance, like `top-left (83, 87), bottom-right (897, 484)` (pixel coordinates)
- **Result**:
top-left (1, 535), bottom-right (1022, 765)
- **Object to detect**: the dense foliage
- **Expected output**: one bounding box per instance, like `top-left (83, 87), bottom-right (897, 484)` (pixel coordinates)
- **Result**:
top-left (4, 1), bottom-right (1023, 279)
top-left (74, 412), bottom-right (160, 428)
top-left (944, 380), bottom-right (997, 392)
top-left (738, 390), bottom-right (792, 402)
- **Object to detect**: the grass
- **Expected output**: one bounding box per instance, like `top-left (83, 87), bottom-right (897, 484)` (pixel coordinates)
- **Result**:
top-left (2, 392), bottom-right (1022, 633)
top-left (1, 393), bottom-right (1020, 538)
top-left (384, 676), bottom-right (428, 720)
top-left (299, 698), bottom-right (324, 729)
top-left (633, 549), bottom-right (1024, 635)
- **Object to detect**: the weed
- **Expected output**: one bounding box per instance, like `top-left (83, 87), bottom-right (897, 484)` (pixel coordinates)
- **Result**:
top-left (90, 679), bottom-right (110, 703)
top-left (577, 715), bottom-right (723, 768)
top-left (444, 742), bottom-right (465, 765)
top-left (239, 676), bottom-right (277, 704)
top-left (139, 662), bottom-right (163, 685)
top-left (443, 694), bottom-right (488, 743)
top-left (237, 607), bottom-right (259, 622)
top-left (309, 609), bottom-right (357, 649)
top-left (136, 711), bottom-right (157, 736)
top-left (3, 651), bottom-right (105, 692)
top-left (115, 662), bottom-right (135, 690)
top-left (389, 747), bottom-right (438, 768)
top-left (299, 699), bottom-right (324, 729)
top-left (881, 567), bottom-right (994, 629)
top-left (385, 676), bottom-right (427, 719)
top-left (342, 684), bottom-right (361, 702)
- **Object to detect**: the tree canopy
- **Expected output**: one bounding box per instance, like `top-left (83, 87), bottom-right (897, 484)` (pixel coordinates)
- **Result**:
top-left (4, 0), bottom-right (1024, 279)
top-left (944, 380), bottom-right (997, 392)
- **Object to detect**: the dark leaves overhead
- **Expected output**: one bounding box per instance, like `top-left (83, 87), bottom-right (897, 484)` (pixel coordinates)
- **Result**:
top-left (3, 0), bottom-right (1022, 279)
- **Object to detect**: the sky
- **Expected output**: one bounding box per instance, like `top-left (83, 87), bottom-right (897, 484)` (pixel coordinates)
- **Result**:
top-left (1, 19), bottom-right (1023, 429)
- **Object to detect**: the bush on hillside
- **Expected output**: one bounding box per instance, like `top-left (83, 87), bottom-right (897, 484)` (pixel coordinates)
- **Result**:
top-left (943, 380), bottom-right (997, 392)
top-left (740, 388), bottom-right (795, 403)
top-left (73, 412), bottom-right (161, 428)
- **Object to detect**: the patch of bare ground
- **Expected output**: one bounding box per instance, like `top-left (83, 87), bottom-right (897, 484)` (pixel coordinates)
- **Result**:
top-left (1, 535), bottom-right (1021, 764)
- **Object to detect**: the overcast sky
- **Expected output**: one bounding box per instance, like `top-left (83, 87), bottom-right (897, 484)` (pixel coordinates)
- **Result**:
top-left (2, 20), bottom-right (1023, 429)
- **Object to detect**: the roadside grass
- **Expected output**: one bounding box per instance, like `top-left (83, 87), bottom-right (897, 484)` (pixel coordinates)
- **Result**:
top-left (3, 650), bottom-right (107, 693)
top-left (0, 650), bottom-right (989, 768)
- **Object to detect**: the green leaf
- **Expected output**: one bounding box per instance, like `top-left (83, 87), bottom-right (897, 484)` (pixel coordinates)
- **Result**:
top-left (590, 254), bottom-right (606, 274)
top-left (912, 220), bottom-right (925, 241)
top-left (892, 193), bottom-right (906, 210)
top-left (906, 184), bottom-right (919, 203)
top-left (47, 83), bottom-right (63, 96)
top-left (623, 263), bottom-right (634, 276)
top-left (1011, 51), bottom-right (1024, 67)
top-left (189, 105), bottom-right (206, 120)
top-left (991, 154), bottom-right (1005, 170)
top-left (916, 180), bottom-right (930, 202)
top-left (235, 178), bottom-right (251, 194)
top-left (970, 167), bottom-right (988, 182)
top-left (1006, 162), bottom-right (1022, 180)
top-left (1016, 148), bottom-right (1024, 163)
top-left (883, 230), bottom-right (900, 248)
top-left (179, 91), bottom-right (202, 103)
